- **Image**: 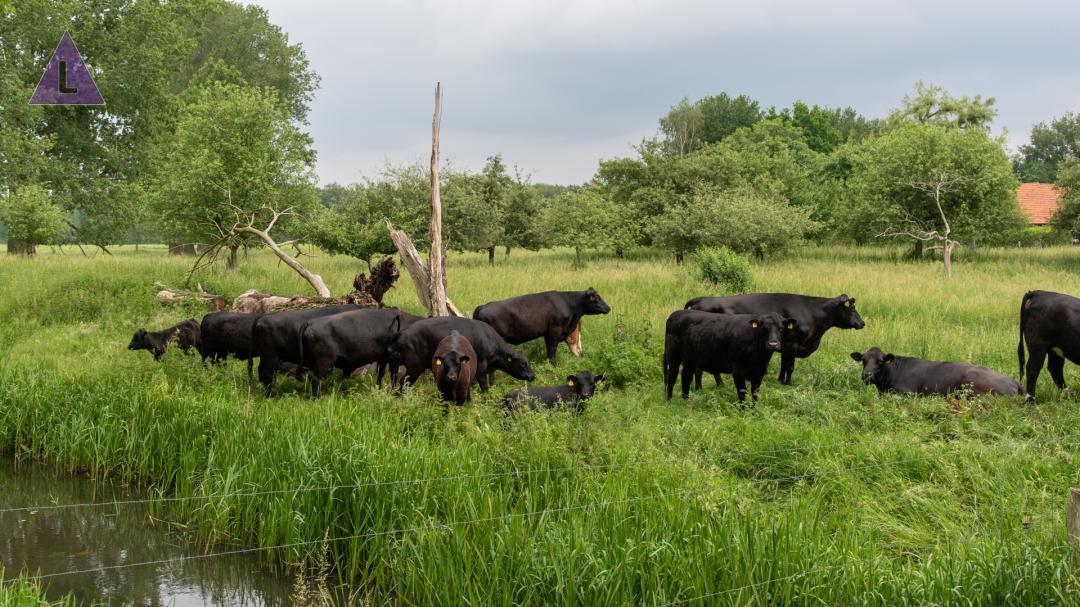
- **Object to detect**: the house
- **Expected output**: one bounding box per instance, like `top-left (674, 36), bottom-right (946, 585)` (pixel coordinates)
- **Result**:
top-left (1016, 182), bottom-right (1061, 226)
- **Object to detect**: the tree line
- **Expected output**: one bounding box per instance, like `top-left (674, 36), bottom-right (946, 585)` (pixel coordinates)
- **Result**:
top-left (3, 1), bottom-right (1080, 267)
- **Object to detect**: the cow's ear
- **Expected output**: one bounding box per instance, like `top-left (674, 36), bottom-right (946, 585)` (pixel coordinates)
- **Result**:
top-left (750, 319), bottom-right (760, 329)
top-left (850, 352), bottom-right (863, 362)
top-left (460, 356), bottom-right (470, 365)
top-left (594, 374), bottom-right (605, 384)
top-left (883, 354), bottom-right (895, 365)
top-left (785, 318), bottom-right (797, 330)
top-left (566, 376), bottom-right (576, 387)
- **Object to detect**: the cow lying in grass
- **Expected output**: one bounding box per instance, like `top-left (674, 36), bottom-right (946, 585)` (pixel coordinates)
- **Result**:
top-left (502, 370), bottom-right (604, 413)
top-left (851, 347), bottom-right (1020, 397)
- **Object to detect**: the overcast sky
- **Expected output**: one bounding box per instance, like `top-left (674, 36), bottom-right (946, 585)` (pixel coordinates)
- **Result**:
top-left (248, 0), bottom-right (1080, 186)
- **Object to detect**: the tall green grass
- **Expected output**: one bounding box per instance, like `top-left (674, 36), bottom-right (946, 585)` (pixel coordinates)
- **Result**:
top-left (0, 569), bottom-right (85, 607)
top-left (1, 245), bottom-right (1079, 604)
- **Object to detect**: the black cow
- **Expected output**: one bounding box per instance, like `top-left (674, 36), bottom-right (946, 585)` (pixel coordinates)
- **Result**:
top-left (128, 319), bottom-right (200, 361)
top-left (852, 347), bottom-right (1021, 397)
top-left (1018, 290), bottom-right (1080, 401)
top-left (502, 370), bottom-right (605, 413)
top-left (473, 288), bottom-right (611, 366)
top-left (388, 317), bottom-right (536, 391)
top-left (685, 293), bottom-right (865, 385)
top-left (432, 331), bottom-right (477, 407)
top-left (251, 304), bottom-right (361, 396)
top-left (664, 310), bottom-right (795, 403)
top-left (198, 312), bottom-right (261, 366)
top-left (299, 308), bottom-right (422, 397)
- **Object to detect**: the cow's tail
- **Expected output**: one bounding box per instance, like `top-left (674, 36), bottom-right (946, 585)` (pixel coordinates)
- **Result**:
top-left (1018, 291), bottom-right (1036, 381)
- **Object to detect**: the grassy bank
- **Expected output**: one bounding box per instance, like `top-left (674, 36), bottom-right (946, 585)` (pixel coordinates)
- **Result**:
top-left (1, 245), bottom-right (1079, 604)
top-left (0, 570), bottom-right (81, 607)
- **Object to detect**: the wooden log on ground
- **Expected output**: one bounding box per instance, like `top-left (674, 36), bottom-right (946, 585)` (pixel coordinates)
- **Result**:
top-left (154, 283), bottom-right (227, 311)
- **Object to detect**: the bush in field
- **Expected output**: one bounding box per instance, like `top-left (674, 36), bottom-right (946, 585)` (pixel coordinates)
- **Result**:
top-left (691, 246), bottom-right (753, 293)
top-left (587, 318), bottom-right (659, 389)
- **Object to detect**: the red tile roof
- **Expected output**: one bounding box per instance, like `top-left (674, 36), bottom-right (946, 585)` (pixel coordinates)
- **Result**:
top-left (1017, 182), bottom-right (1061, 225)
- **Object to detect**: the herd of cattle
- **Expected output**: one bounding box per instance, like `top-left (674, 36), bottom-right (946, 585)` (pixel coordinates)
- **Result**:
top-left (128, 286), bottom-right (1080, 408)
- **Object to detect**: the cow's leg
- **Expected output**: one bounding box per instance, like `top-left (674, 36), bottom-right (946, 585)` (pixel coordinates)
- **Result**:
top-left (1024, 348), bottom-right (1047, 402)
top-left (376, 361), bottom-right (387, 387)
top-left (713, 373), bottom-right (723, 387)
top-left (308, 371), bottom-right (321, 398)
top-left (258, 357), bottom-right (278, 397)
top-left (478, 369), bottom-right (491, 392)
top-left (693, 369), bottom-right (702, 390)
top-left (749, 369), bottom-right (766, 404)
top-left (680, 365), bottom-right (694, 399)
top-left (1048, 350), bottom-right (1067, 390)
top-left (153, 348), bottom-right (164, 361)
top-left (779, 350), bottom-right (795, 385)
top-left (664, 358), bottom-right (678, 400)
top-left (544, 335), bottom-right (559, 366)
top-left (733, 373), bottom-right (748, 403)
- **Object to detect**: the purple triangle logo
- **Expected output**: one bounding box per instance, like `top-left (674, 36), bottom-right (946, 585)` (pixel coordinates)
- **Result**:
top-left (29, 32), bottom-right (105, 105)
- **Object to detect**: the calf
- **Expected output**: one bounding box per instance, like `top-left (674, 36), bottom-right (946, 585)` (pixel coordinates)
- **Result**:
top-left (251, 304), bottom-right (361, 396)
top-left (432, 331), bottom-right (477, 407)
top-left (685, 293), bottom-right (865, 385)
top-left (473, 288), bottom-right (611, 366)
top-left (1018, 290), bottom-right (1080, 401)
top-left (852, 347), bottom-right (1020, 397)
top-left (388, 317), bottom-right (536, 391)
top-left (664, 310), bottom-right (795, 403)
top-left (299, 308), bottom-right (422, 397)
top-left (502, 370), bottom-right (604, 413)
top-left (128, 319), bottom-right (200, 361)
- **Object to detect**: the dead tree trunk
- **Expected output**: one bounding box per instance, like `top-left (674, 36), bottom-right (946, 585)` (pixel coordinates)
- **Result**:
top-left (428, 82), bottom-right (450, 317)
top-left (487, 246), bottom-right (495, 265)
top-left (226, 245), bottom-right (239, 270)
top-left (386, 220), bottom-right (463, 316)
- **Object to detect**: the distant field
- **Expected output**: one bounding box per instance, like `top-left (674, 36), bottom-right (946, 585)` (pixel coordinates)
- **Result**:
top-left (1, 245), bottom-right (1079, 605)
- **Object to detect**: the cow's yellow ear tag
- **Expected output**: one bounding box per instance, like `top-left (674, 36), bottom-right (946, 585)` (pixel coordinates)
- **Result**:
top-left (567, 380), bottom-right (575, 386)
top-left (434, 359), bottom-right (442, 366)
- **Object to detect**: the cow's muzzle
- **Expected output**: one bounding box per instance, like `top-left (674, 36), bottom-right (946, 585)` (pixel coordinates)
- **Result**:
top-left (767, 341), bottom-right (781, 351)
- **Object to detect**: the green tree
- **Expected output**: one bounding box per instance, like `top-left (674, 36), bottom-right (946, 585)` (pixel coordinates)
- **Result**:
top-left (1050, 157), bottom-right (1080, 238)
top-left (1015, 113), bottom-right (1080, 182)
top-left (697, 93), bottom-right (762, 144)
top-left (540, 188), bottom-right (626, 267)
top-left (154, 81), bottom-right (317, 269)
top-left (649, 187), bottom-right (817, 261)
top-left (847, 122), bottom-right (1023, 262)
top-left (890, 81), bottom-right (997, 131)
top-left (769, 102), bottom-right (843, 153)
top-left (502, 170), bottom-right (547, 257)
top-left (659, 98), bottom-right (704, 156)
top-left (443, 168), bottom-right (505, 263)
top-left (1, 185), bottom-right (68, 256)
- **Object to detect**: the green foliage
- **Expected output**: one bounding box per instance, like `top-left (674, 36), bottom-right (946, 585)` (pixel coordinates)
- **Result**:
top-left (768, 101), bottom-right (843, 154)
top-left (0, 568), bottom-right (85, 606)
top-left (696, 93), bottom-right (763, 144)
top-left (649, 187), bottom-right (818, 258)
top-left (1051, 157), bottom-right (1080, 238)
top-left (890, 81), bottom-right (997, 131)
top-left (658, 97), bottom-right (704, 156)
top-left (443, 164), bottom-right (505, 255)
top-left (154, 81), bottom-right (317, 247)
top-left (691, 246), bottom-right (754, 292)
top-left (1, 185), bottom-right (68, 250)
top-left (540, 188), bottom-right (634, 264)
top-left (845, 122), bottom-right (1024, 245)
top-left (586, 318), bottom-right (659, 389)
top-left (1015, 113), bottom-right (1080, 182)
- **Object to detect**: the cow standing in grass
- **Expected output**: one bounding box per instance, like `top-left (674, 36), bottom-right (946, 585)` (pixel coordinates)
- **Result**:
top-left (1018, 290), bottom-right (1080, 402)
top-left (473, 288), bottom-right (611, 368)
top-left (432, 331), bottom-right (477, 408)
top-left (685, 293), bottom-right (865, 386)
top-left (664, 310), bottom-right (796, 403)
top-left (128, 319), bottom-right (200, 361)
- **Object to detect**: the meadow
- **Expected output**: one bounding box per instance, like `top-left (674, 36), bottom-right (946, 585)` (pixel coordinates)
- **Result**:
top-left (2, 244), bottom-right (1080, 605)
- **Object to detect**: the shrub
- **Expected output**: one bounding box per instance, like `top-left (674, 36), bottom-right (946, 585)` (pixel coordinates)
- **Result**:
top-left (691, 246), bottom-right (753, 293)
top-left (587, 318), bottom-right (660, 389)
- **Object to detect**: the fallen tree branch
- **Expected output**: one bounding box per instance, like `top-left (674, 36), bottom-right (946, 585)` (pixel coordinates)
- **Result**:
top-left (386, 220), bottom-right (463, 317)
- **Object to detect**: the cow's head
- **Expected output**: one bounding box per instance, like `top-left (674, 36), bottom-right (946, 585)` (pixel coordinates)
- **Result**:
top-left (500, 347), bottom-right (536, 381)
top-left (850, 347), bottom-right (893, 385)
top-left (833, 294), bottom-right (866, 330)
top-left (582, 288), bottom-right (612, 315)
top-left (128, 329), bottom-right (149, 351)
top-left (566, 370), bottom-right (605, 401)
top-left (433, 348), bottom-right (471, 386)
top-left (749, 313), bottom-right (795, 352)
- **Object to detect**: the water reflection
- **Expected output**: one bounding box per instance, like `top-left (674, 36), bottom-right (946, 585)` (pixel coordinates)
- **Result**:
top-left (0, 456), bottom-right (304, 606)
